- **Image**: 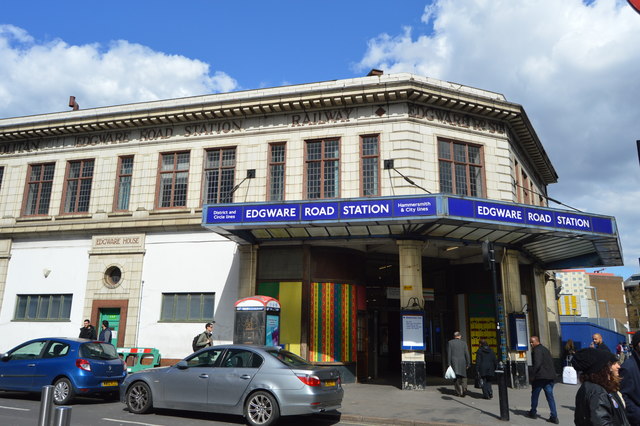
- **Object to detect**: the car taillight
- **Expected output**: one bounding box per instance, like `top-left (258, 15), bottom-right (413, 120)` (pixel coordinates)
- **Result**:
top-left (296, 373), bottom-right (321, 387)
top-left (76, 358), bottom-right (91, 371)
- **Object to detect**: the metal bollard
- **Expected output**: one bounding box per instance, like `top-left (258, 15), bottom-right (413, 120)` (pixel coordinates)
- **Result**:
top-left (496, 362), bottom-right (510, 421)
top-left (53, 406), bottom-right (72, 426)
top-left (37, 385), bottom-right (54, 426)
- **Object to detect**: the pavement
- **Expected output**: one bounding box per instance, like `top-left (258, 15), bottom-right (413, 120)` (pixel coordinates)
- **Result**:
top-left (322, 377), bottom-right (578, 426)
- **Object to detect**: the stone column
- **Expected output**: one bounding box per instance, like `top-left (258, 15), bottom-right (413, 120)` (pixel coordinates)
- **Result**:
top-left (499, 248), bottom-right (527, 388)
top-left (397, 239), bottom-right (426, 390)
top-left (237, 245), bottom-right (258, 298)
top-left (0, 239), bottom-right (11, 317)
top-left (539, 269), bottom-right (560, 357)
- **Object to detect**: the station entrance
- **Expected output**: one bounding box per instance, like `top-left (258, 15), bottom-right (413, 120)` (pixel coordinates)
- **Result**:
top-left (256, 245), bottom-right (499, 384)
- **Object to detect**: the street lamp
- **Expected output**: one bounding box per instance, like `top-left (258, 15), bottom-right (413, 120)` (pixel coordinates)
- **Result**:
top-left (585, 286), bottom-right (600, 318)
top-left (598, 299), bottom-right (610, 318)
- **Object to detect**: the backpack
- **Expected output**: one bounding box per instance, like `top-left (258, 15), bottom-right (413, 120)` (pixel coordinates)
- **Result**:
top-left (192, 333), bottom-right (201, 352)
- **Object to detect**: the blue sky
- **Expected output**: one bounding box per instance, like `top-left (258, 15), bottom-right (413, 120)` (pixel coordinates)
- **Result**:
top-left (1, 0), bottom-right (639, 279)
top-left (3, 0), bottom-right (430, 91)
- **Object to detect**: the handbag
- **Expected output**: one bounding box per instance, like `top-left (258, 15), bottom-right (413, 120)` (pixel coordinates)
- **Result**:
top-left (445, 365), bottom-right (456, 380)
top-left (562, 365), bottom-right (578, 385)
top-left (474, 373), bottom-right (484, 389)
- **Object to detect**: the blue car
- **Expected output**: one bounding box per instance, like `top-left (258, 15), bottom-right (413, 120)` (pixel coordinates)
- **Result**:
top-left (0, 337), bottom-right (126, 404)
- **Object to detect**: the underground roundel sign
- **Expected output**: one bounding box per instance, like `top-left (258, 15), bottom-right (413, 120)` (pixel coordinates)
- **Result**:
top-left (629, 0), bottom-right (640, 14)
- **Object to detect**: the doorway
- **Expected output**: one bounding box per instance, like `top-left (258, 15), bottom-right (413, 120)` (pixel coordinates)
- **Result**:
top-left (98, 308), bottom-right (120, 347)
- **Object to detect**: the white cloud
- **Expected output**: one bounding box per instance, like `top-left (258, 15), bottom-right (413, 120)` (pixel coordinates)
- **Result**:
top-left (359, 0), bottom-right (640, 272)
top-left (0, 25), bottom-right (237, 117)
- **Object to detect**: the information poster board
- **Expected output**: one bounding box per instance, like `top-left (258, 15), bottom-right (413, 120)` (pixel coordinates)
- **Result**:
top-left (401, 311), bottom-right (425, 350)
top-left (509, 313), bottom-right (528, 351)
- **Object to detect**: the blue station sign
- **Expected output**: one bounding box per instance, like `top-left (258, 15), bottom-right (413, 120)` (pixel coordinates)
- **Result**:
top-left (205, 197), bottom-right (437, 224)
top-left (447, 198), bottom-right (614, 235)
top-left (203, 195), bottom-right (615, 236)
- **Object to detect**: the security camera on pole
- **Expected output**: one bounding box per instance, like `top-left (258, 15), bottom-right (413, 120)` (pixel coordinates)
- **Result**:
top-left (483, 240), bottom-right (509, 421)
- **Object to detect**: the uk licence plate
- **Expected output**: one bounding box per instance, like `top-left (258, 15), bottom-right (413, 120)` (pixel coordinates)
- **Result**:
top-left (101, 381), bottom-right (118, 387)
top-left (324, 380), bottom-right (336, 387)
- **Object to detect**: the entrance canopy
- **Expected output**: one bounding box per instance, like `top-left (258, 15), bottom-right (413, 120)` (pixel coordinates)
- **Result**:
top-left (202, 195), bottom-right (622, 269)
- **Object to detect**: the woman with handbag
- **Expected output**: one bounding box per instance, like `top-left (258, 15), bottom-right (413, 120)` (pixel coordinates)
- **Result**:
top-left (475, 339), bottom-right (497, 399)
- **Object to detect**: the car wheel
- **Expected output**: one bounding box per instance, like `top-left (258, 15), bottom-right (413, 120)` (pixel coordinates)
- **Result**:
top-left (53, 378), bottom-right (75, 405)
top-left (126, 381), bottom-right (153, 414)
top-left (244, 390), bottom-right (280, 426)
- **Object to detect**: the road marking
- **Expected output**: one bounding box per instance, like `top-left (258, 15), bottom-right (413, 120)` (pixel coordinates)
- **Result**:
top-left (0, 405), bottom-right (30, 411)
top-left (103, 418), bottom-right (165, 426)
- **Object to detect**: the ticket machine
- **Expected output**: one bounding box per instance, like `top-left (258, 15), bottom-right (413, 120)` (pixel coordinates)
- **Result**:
top-left (233, 296), bottom-right (281, 346)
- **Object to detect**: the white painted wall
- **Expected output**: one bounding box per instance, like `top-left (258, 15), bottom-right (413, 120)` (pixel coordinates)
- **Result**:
top-left (0, 238), bottom-right (91, 352)
top-left (138, 231), bottom-right (240, 359)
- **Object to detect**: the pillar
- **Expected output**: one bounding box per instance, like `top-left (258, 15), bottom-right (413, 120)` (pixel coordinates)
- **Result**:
top-left (499, 248), bottom-right (527, 388)
top-left (397, 240), bottom-right (426, 390)
top-left (0, 239), bottom-right (11, 317)
top-left (539, 268), bottom-right (560, 357)
top-left (237, 245), bottom-right (258, 298)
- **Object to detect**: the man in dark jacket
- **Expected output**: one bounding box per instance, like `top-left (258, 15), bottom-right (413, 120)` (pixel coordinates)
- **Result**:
top-left (593, 333), bottom-right (612, 353)
top-left (447, 331), bottom-right (470, 397)
top-left (621, 332), bottom-right (640, 425)
top-left (475, 339), bottom-right (497, 399)
top-left (79, 319), bottom-right (97, 340)
top-left (527, 336), bottom-right (559, 424)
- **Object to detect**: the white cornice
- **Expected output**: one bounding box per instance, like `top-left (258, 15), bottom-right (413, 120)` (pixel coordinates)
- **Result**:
top-left (0, 73), bottom-right (557, 183)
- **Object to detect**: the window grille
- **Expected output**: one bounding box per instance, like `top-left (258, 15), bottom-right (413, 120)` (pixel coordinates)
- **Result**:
top-left (158, 152), bottom-right (189, 208)
top-left (63, 159), bottom-right (94, 213)
top-left (203, 148), bottom-right (236, 204)
top-left (24, 163), bottom-right (55, 215)
top-left (306, 138), bottom-right (339, 199)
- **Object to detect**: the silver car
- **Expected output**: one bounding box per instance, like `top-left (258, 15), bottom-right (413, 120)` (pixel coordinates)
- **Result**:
top-left (120, 344), bottom-right (343, 426)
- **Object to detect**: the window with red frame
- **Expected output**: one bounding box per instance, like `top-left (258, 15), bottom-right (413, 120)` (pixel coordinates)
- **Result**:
top-left (269, 143), bottom-right (286, 201)
top-left (306, 138), bottom-right (339, 199)
top-left (24, 163), bottom-right (55, 216)
top-left (63, 159), bottom-right (94, 213)
top-left (158, 152), bottom-right (189, 208)
top-left (438, 140), bottom-right (483, 197)
top-left (203, 148), bottom-right (235, 204)
top-left (115, 156), bottom-right (134, 211)
top-left (361, 135), bottom-right (379, 196)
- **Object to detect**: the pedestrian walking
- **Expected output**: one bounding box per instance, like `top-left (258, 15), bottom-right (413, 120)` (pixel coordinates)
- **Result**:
top-left (475, 339), bottom-right (497, 399)
top-left (620, 332), bottom-right (640, 425)
top-left (573, 347), bottom-right (630, 425)
top-left (447, 331), bottom-right (470, 397)
top-left (593, 333), bottom-right (612, 353)
top-left (79, 319), bottom-right (97, 340)
top-left (99, 320), bottom-right (112, 343)
top-left (194, 321), bottom-right (215, 351)
top-left (527, 335), bottom-right (559, 424)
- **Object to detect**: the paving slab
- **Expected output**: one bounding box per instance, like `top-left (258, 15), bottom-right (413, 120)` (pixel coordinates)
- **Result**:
top-left (324, 379), bottom-right (578, 425)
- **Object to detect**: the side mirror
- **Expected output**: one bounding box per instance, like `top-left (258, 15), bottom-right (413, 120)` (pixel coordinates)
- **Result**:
top-left (1, 353), bottom-right (10, 362)
top-left (176, 360), bottom-right (189, 369)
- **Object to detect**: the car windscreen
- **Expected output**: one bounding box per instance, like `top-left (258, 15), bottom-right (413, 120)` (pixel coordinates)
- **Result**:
top-left (266, 349), bottom-right (314, 368)
top-left (79, 342), bottom-right (119, 360)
